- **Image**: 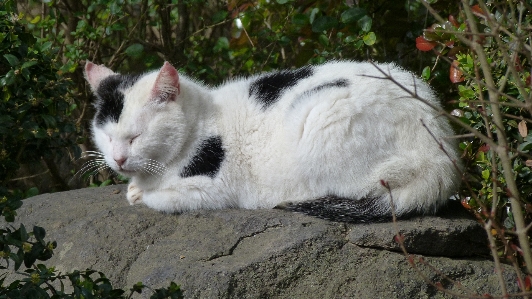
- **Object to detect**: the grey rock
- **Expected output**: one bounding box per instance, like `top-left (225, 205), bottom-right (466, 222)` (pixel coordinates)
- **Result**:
top-left (3, 185), bottom-right (521, 298)
top-left (348, 202), bottom-right (490, 257)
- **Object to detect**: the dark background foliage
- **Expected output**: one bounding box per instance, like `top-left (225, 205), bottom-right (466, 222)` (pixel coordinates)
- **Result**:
top-left (3, 0), bottom-right (453, 192)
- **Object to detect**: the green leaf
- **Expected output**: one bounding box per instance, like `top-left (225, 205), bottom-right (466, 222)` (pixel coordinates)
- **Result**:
top-left (25, 187), bottom-right (39, 198)
top-left (517, 141), bottom-right (532, 152)
top-left (276, 0), bottom-right (290, 4)
top-left (109, 2), bottom-right (122, 15)
top-left (421, 66), bottom-right (431, 80)
top-left (24, 242), bottom-right (44, 268)
top-left (3, 70), bottom-right (16, 86)
top-left (312, 16), bottom-right (338, 33)
top-left (458, 85), bottom-right (475, 99)
top-left (318, 34), bottom-right (329, 46)
top-left (40, 41), bottom-right (52, 52)
top-left (41, 114), bottom-right (57, 128)
top-left (19, 224), bottom-right (28, 242)
top-left (33, 226), bottom-right (46, 244)
top-left (30, 15), bottom-right (41, 24)
top-left (344, 35), bottom-right (356, 43)
top-left (362, 32), bottom-right (376, 45)
top-left (34, 129), bottom-right (48, 139)
top-left (213, 37), bottom-right (229, 52)
top-left (358, 15), bottom-right (372, 32)
top-left (0, 114), bottom-right (13, 125)
top-left (111, 23), bottom-right (126, 31)
top-left (279, 36), bottom-right (291, 46)
top-left (309, 8), bottom-right (319, 24)
top-left (100, 179), bottom-right (113, 187)
top-left (4, 54), bottom-right (20, 66)
top-left (340, 7), bottom-right (367, 23)
top-left (76, 19), bottom-right (88, 31)
top-left (292, 13), bottom-right (308, 26)
top-left (125, 43), bottom-right (144, 59)
top-left (481, 169), bottom-right (490, 180)
top-left (354, 39), bottom-right (364, 49)
top-left (212, 10), bottom-right (228, 23)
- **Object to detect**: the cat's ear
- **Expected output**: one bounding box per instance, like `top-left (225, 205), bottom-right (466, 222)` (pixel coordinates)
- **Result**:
top-left (150, 61), bottom-right (180, 103)
top-left (84, 61), bottom-right (116, 92)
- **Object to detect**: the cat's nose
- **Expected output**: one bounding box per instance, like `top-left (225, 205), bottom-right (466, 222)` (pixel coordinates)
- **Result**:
top-left (115, 158), bottom-right (127, 167)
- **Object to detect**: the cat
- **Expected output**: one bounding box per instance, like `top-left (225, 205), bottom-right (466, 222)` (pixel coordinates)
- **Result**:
top-left (83, 60), bottom-right (461, 223)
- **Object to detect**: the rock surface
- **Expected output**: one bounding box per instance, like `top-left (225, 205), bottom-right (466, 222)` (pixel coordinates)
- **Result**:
top-left (4, 185), bottom-right (521, 298)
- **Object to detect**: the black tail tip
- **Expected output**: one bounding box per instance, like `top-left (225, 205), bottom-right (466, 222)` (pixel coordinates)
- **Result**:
top-left (275, 196), bottom-right (395, 224)
top-left (276, 197), bottom-right (468, 224)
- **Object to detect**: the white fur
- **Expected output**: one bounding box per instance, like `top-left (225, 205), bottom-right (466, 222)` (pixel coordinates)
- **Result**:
top-left (86, 61), bottom-right (461, 216)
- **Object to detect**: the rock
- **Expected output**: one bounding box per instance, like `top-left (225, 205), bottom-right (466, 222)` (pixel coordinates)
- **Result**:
top-left (5, 185), bottom-right (521, 298)
top-left (348, 201), bottom-right (490, 257)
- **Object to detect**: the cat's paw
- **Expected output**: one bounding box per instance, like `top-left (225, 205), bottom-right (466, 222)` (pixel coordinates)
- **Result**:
top-left (127, 183), bottom-right (144, 205)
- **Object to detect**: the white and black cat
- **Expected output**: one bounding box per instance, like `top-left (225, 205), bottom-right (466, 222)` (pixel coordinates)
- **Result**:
top-left (84, 60), bottom-right (460, 223)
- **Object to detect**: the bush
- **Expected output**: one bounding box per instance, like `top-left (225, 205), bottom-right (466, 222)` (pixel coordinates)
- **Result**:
top-left (415, 0), bottom-right (532, 292)
top-left (0, 2), bottom-right (184, 298)
top-left (0, 2), bottom-right (80, 190)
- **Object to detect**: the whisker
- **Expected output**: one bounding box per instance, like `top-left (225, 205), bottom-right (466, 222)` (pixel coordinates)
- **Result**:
top-left (145, 166), bottom-right (163, 176)
top-left (73, 151), bottom-right (106, 163)
top-left (70, 159), bottom-right (110, 183)
top-left (143, 165), bottom-right (161, 176)
top-left (77, 160), bottom-right (105, 176)
top-left (81, 153), bottom-right (105, 158)
top-left (81, 162), bottom-right (107, 178)
top-left (145, 162), bottom-right (164, 172)
top-left (83, 150), bottom-right (105, 155)
top-left (143, 160), bottom-right (167, 176)
top-left (147, 159), bottom-right (168, 170)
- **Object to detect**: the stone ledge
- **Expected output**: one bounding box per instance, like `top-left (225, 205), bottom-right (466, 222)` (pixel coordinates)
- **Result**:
top-left (3, 185), bottom-right (519, 298)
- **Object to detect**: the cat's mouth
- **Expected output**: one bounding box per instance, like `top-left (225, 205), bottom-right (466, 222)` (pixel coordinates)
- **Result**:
top-left (115, 167), bottom-right (136, 176)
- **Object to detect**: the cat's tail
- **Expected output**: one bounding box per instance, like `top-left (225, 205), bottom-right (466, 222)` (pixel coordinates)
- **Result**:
top-left (275, 196), bottom-right (396, 224)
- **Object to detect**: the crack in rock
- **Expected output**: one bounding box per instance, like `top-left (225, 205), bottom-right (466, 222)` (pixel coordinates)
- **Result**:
top-left (206, 224), bottom-right (283, 261)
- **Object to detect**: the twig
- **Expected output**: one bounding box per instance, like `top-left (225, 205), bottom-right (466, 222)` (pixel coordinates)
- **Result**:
top-left (9, 170), bottom-right (50, 181)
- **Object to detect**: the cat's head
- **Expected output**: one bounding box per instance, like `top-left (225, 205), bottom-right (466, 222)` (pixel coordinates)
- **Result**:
top-left (84, 61), bottom-right (185, 177)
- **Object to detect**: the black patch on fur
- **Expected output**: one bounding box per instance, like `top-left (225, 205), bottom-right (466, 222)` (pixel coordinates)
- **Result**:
top-left (249, 66), bottom-right (313, 110)
top-left (275, 196), bottom-right (403, 224)
top-left (180, 136), bottom-right (225, 178)
top-left (308, 78), bottom-right (349, 94)
top-left (94, 74), bottom-right (141, 126)
top-left (292, 79), bottom-right (350, 108)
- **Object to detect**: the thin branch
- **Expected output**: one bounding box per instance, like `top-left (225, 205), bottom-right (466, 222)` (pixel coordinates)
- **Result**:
top-left (9, 170), bottom-right (50, 181)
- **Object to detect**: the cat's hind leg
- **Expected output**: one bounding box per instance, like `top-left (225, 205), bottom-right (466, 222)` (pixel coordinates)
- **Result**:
top-left (368, 153), bottom-right (459, 216)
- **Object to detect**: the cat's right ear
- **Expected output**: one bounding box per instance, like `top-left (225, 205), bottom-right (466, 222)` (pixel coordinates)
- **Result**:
top-left (150, 61), bottom-right (180, 103)
top-left (84, 61), bottom-right (116, 92)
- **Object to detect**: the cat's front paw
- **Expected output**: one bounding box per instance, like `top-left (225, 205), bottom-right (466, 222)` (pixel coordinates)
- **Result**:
top-left (127, 183), bottom-right (144, 205)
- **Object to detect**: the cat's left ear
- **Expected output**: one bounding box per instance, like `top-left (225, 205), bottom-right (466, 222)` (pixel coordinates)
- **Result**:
top-left (151, 61), bottom-right (180, 103)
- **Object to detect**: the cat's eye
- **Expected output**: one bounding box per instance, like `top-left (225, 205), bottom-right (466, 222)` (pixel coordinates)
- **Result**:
top-left (129, 134), bottom-right (140, 145)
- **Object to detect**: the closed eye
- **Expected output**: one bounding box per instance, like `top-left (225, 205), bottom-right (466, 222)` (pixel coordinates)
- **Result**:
top-left (129, 134), bottom-right (140, 145)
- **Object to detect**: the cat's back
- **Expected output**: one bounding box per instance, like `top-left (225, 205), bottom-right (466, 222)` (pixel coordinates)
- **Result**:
top-left (212, 61), bottom-right (433, 107)
top-left (210, 60), bottom-right (440, 143)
